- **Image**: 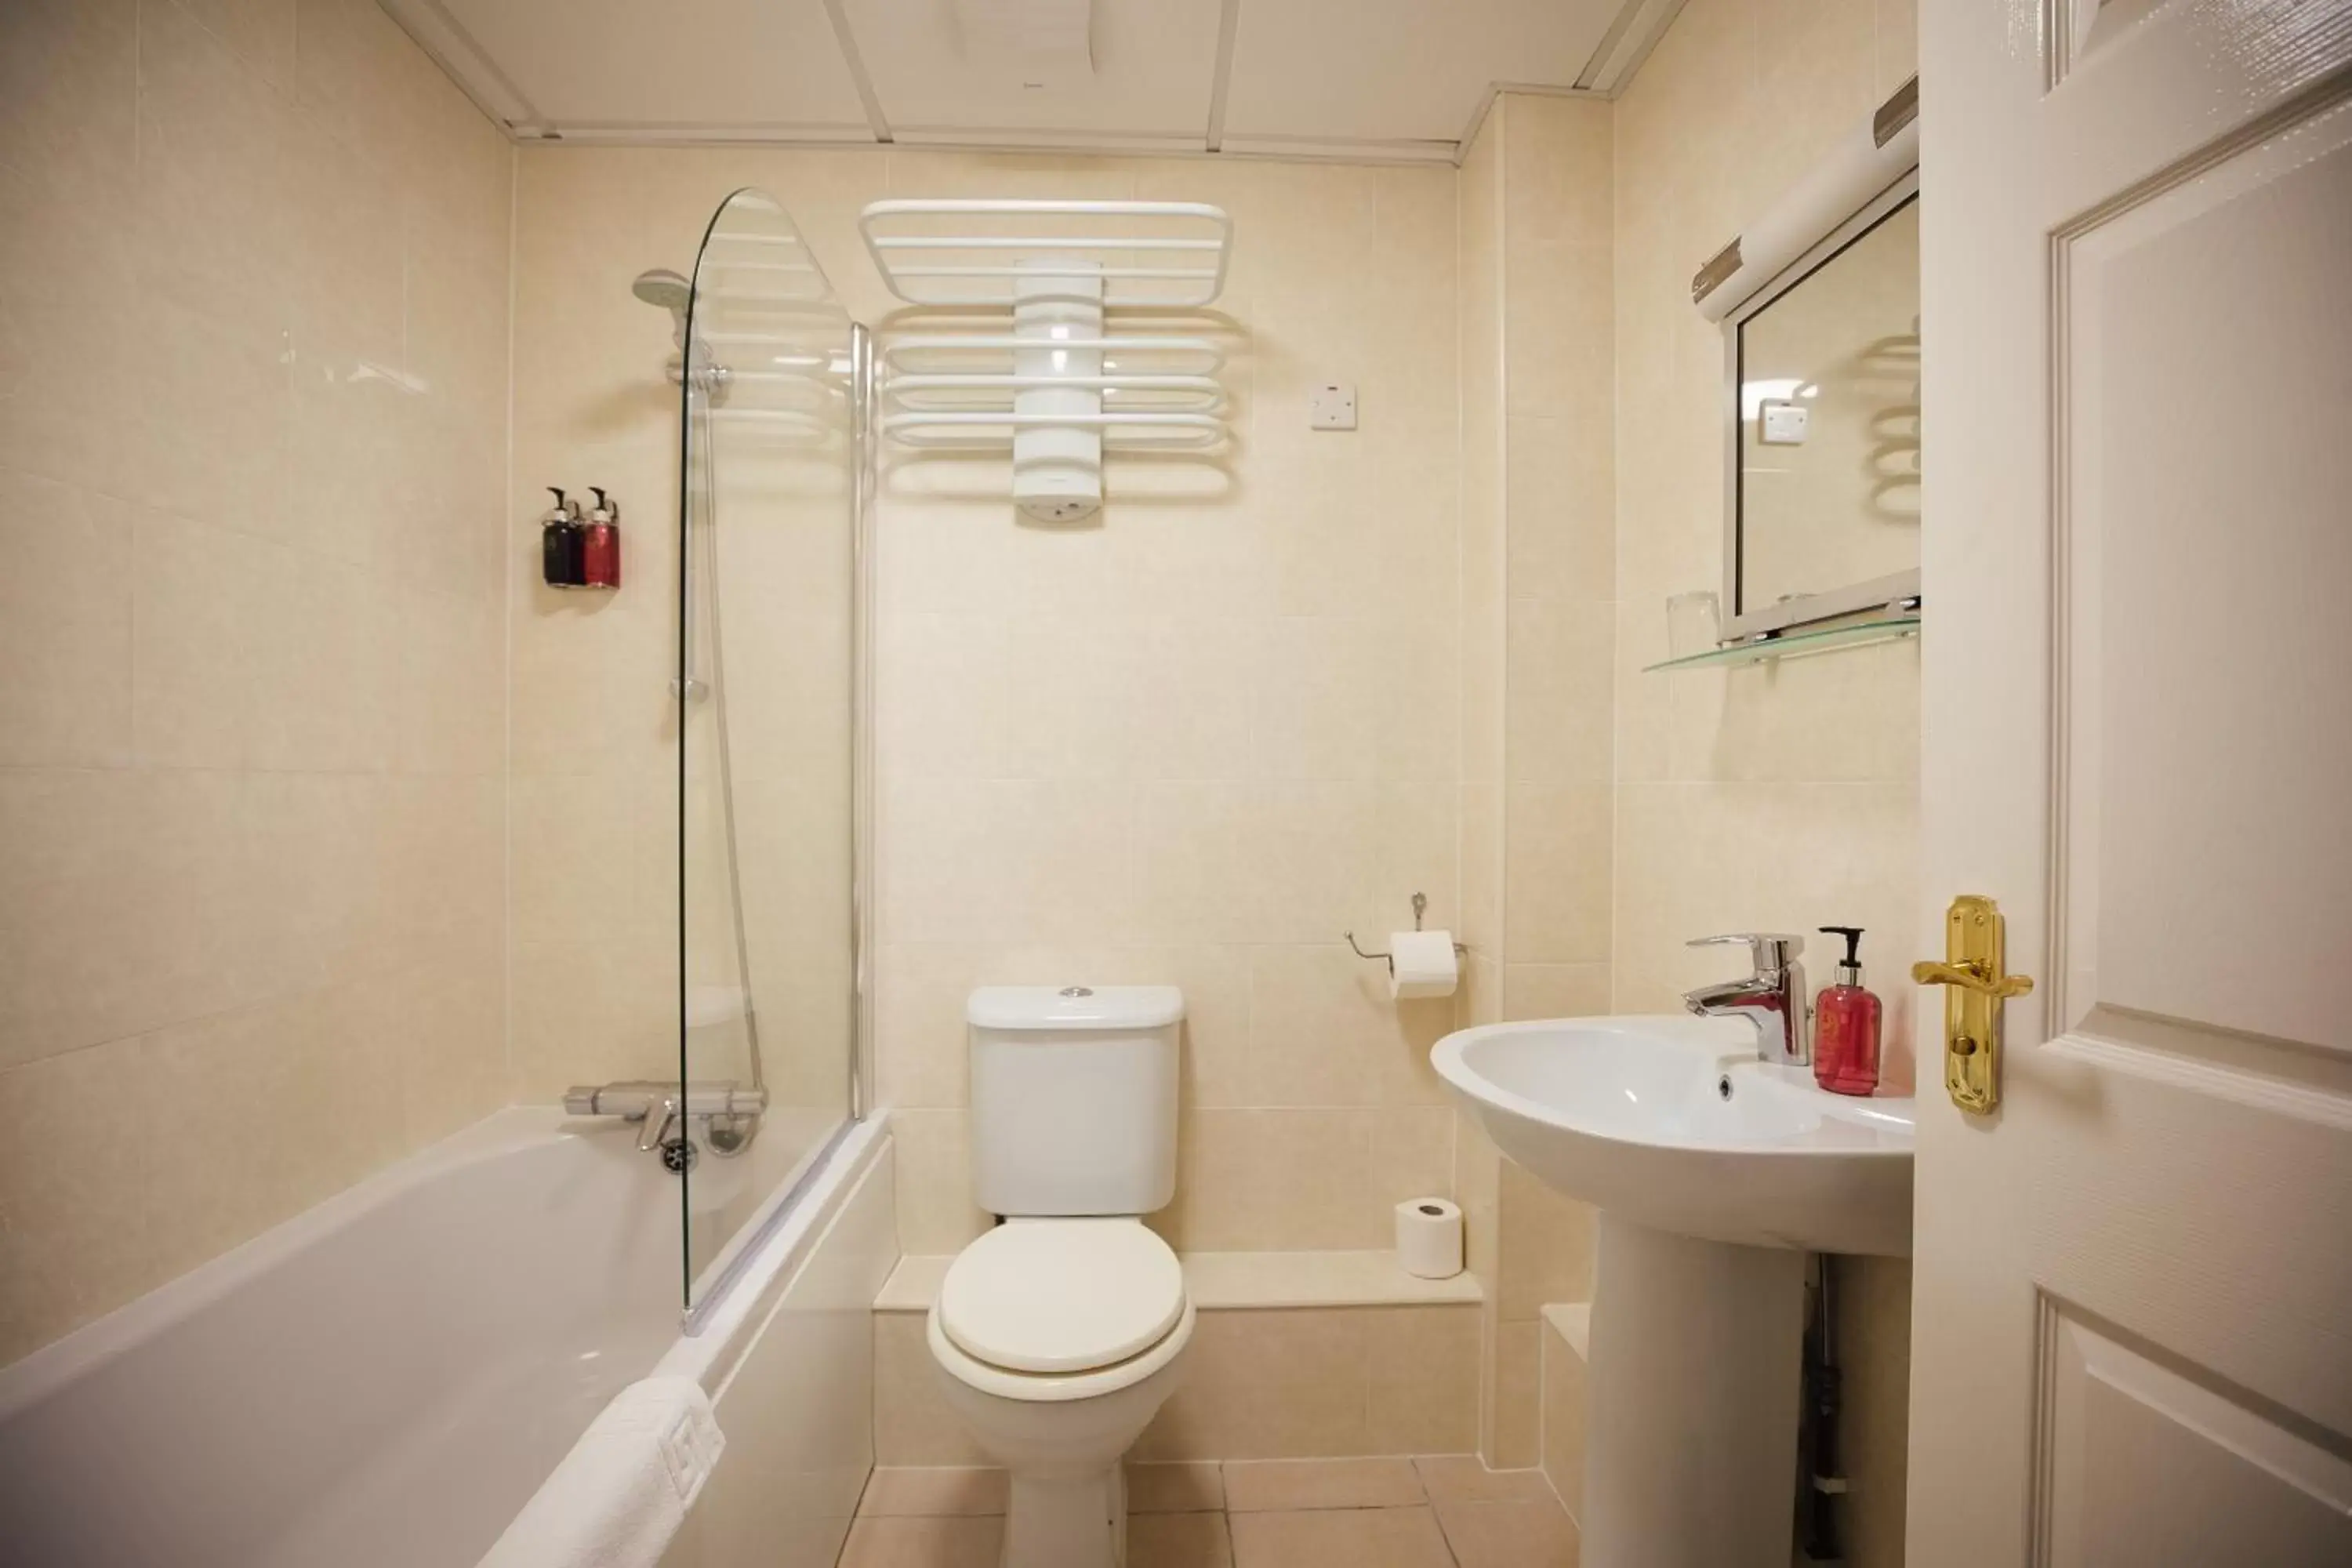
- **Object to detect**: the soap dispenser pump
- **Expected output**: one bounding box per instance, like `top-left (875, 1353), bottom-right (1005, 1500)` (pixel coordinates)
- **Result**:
top-left (1813, 925), bottom-right (1882, 1096)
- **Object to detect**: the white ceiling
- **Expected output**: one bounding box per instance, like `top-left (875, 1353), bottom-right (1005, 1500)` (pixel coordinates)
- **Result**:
top-left (384, 0), bottom-right (1692, 164)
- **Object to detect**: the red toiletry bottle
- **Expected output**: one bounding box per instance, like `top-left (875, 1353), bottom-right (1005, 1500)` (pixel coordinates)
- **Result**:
top-left (1813, 926), bottom-right (1882, 1096)
top-left (583, 487), bottom-right (622, 588)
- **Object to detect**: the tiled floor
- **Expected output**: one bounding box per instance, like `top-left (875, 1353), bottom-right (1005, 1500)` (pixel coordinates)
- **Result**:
top-left (839, 1456), bottom-right (1579, 1568)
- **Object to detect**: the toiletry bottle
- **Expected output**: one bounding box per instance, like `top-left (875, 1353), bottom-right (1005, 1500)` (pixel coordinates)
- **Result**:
top-left (541, 488), bottom-right (578, 587)
top-left (583, 487), bottom-right (622, 588)
top-left (562, 493), bottom-right (588, 585)
top-left (557, 492), bottom-right (587, 586)
top-left (1813, 926), bottom-right (1882, 1096)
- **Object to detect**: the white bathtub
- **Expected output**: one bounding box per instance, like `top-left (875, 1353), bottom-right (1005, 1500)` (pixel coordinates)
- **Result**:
top-left (0, 1107), bottom-right (896, 1568)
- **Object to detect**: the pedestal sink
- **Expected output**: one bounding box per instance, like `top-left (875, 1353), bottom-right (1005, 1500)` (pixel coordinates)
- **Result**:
top-left (1432, 1014), bottom-right (1914, 1568)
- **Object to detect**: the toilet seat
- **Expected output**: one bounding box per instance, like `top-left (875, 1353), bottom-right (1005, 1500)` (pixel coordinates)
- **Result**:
top-left (930, 1219), bottom-right (1192, 1403)
top-left (928, 1298), bottom-right (1196, 1405)
top-left (940, 1219), bottom-right (1185, 1374)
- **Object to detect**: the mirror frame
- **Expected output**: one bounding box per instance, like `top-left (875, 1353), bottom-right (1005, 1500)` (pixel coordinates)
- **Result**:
top-left (1719, 166), bottom-right (1922, 641)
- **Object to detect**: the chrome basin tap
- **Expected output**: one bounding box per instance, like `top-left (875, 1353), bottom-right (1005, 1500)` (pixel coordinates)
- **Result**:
top-left (1682, 933), bottom-right (1811, 1066)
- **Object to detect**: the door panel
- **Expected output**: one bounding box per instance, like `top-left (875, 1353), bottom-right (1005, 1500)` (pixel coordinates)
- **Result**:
top-left (2059, 104), bottom-right (2352, 1058)
top-left (2039, 1301), bottom-right (2352, 1566)
top-left (1911, 0), bottom-right (2352, 1560)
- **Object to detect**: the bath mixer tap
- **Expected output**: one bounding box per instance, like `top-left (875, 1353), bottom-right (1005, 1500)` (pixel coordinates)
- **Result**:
top-left (562, 1080), bottom-right (767, 1156)
top-left (1682, 934), bottom-right (1811, 1066)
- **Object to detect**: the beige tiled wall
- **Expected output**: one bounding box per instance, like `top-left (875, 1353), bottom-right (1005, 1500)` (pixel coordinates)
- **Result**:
top-left (1453, 93), bottom-right (1617, 1469)
top-left (510, 147), bottom-right (1467, 1258)
top-left (1610, 0), bottom-right (1918, 1558)
top-left (1610, 0), bottom-right (1920, 1073)
top-left (0, 0), bottom-right (513, 1366)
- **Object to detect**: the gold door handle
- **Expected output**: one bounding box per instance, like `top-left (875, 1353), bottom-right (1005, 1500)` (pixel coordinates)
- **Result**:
top-left (1915, 895), bottom-right (2033, 1115)
top-left (1909, 960), bottom-right (2034, 1000)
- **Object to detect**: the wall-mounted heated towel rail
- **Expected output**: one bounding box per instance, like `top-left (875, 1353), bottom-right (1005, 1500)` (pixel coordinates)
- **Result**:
top-left (858, 199), bottom-right (1237, 519)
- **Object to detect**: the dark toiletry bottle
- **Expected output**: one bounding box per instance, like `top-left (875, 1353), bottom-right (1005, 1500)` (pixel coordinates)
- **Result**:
top-left (561, 495), bottom-right (587, 585)
top-left (542, 487), bottom-right (588, 587)
top-left (583, 487), bottom-right (621, 588)
top-left (1813, 926), bottom-right (1882, 1096)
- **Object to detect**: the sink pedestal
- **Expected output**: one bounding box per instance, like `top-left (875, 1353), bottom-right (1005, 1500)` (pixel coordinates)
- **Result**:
top-left (1582, 1213), bottom-right (1807, 1568)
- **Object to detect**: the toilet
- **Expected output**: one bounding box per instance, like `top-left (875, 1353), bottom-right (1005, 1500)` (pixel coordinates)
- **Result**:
top-left (927, 985), bottom-right (1191, 1568)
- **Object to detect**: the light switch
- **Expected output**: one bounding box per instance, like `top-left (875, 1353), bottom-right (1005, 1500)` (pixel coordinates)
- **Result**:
top-left (1759, 401), bottom-right (1809, 445)
top-left (1309, 383), bottom-right (1357, 430)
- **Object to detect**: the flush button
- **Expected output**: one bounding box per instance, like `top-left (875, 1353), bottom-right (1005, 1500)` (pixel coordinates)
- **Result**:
top-left (1059, 985), bottom-right (1093, 998)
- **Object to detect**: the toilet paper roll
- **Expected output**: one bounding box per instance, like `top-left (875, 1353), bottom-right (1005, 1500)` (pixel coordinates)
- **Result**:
top-left (1388, 930), bottom-right (1459, 1000)
top-left (1396, 1197), bottom-right (1465, 1279)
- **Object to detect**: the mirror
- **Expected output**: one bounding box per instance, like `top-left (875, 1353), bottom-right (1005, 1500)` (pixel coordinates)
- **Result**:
top-left (1723, 173), bottom-right (1920, 638)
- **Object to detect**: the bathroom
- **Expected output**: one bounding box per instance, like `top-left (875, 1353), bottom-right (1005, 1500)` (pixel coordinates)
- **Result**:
top-left (1, 0), bottom-right (2345, 1564)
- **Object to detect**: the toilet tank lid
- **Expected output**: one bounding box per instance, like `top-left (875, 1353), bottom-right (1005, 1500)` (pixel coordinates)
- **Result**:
top-left (966, 985), bottom-right (1185, 1031)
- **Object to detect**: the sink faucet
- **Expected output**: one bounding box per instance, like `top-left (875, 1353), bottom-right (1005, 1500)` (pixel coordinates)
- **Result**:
top-left (1682, 934), bottom-right (1811, 1066)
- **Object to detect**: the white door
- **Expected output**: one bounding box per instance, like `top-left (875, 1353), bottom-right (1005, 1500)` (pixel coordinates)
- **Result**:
top-left (1910, 2), bottom-right (2352, 1564)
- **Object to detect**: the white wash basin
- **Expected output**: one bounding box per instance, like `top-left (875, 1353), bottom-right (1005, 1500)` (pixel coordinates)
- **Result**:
top-left (1435, 1014), bottom-right (1919, 1566)
top-left (1432, 1014), bottom-right (1915, 1257)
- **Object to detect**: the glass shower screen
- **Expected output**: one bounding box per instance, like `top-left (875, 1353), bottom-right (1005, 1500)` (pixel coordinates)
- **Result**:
top-left (675, 189), bottom-right (862, 1313)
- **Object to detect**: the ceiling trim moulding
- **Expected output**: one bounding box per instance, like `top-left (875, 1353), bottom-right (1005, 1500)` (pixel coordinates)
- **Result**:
top-left (1218, 132), bottom-right (1461, 166)
top-left (1577, 0), bottom-right (1692, 95)
top-left (1203, 0), bottom-right (1243, 153)
top-left (504, 123), bottom-right (889, 147)
top-left (821, 0), bottom-right (897, 141)
top-left (889, 125), bottom-right (1207, 155)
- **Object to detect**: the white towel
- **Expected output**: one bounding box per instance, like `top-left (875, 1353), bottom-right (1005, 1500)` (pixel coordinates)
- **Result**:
top-left (479, 1376), bottom-right (725, 1568)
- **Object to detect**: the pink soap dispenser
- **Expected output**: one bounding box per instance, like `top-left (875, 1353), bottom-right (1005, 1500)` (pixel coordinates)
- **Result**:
top-left (1813, 926), bottom-right (1882, 1096)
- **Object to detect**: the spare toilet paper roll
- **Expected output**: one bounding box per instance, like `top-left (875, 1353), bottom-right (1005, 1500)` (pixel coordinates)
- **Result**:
top-left (1396, 1197), bottom-right (1465, 1279)
top-left (1388, 930), bottom-right (1459, 1000)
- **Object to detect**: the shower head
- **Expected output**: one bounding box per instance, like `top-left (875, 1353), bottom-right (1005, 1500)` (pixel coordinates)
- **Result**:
top-left (635, 267), bottom-right (729, 393)
top-left (632, 267), bottom-right (691, 314)
top-left (633, 267), bottom-right (693, 353)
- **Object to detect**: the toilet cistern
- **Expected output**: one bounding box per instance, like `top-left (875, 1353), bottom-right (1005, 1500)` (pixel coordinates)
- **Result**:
top-left (1681, 932), bottom-right (1811, 1066)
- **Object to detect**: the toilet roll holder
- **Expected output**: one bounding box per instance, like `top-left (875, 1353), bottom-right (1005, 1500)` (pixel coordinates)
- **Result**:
top-left (1344, 892), bottom-right (1469, 975)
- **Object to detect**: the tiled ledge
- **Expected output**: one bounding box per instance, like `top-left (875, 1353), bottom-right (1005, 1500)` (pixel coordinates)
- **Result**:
top-left (874, 1249), bottom-right (1484, 1313)
top-left (874, 1255), bottom-right (952, 1311)
top-left (1538, 1302), bottom-right (1590, 1523)
top-left (1540, 1301), bottom-right (1589, 1359)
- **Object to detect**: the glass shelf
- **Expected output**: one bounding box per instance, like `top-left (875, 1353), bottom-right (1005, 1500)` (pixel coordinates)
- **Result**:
top-left (1642, 612), bottom-right (1920, 673)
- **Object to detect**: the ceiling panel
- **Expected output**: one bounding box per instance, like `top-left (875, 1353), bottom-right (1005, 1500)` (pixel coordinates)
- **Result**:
top-left (390, 0), bottom-right (1672, 157)
top-left (434, 0), bottom-right (872, 132)
top-left (1221, 0), bottom-right (1620, 143)
top-left (840, 0), bottom-right (1225, 138)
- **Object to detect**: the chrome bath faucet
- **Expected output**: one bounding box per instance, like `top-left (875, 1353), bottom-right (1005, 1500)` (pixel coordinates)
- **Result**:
top-left (563, 1080), bottom-right (767, 1163)
top-left (1682, 933), bottom-right (1811, 1066)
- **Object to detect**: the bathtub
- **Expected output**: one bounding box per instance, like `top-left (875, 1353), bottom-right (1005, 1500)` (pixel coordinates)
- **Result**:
top-left (0, 1107), bottom-right (897, 1568)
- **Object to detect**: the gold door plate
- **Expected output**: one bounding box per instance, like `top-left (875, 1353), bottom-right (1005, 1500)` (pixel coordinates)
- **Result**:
top-left (1911, 895), bottom-right (2033, 1115)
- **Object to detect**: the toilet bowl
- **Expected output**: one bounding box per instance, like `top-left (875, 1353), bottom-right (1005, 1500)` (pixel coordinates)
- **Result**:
top-left (931, 985), bottom-right (1190, 1568)
top-left (927, 1220), bottom-right (1192, 1566)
